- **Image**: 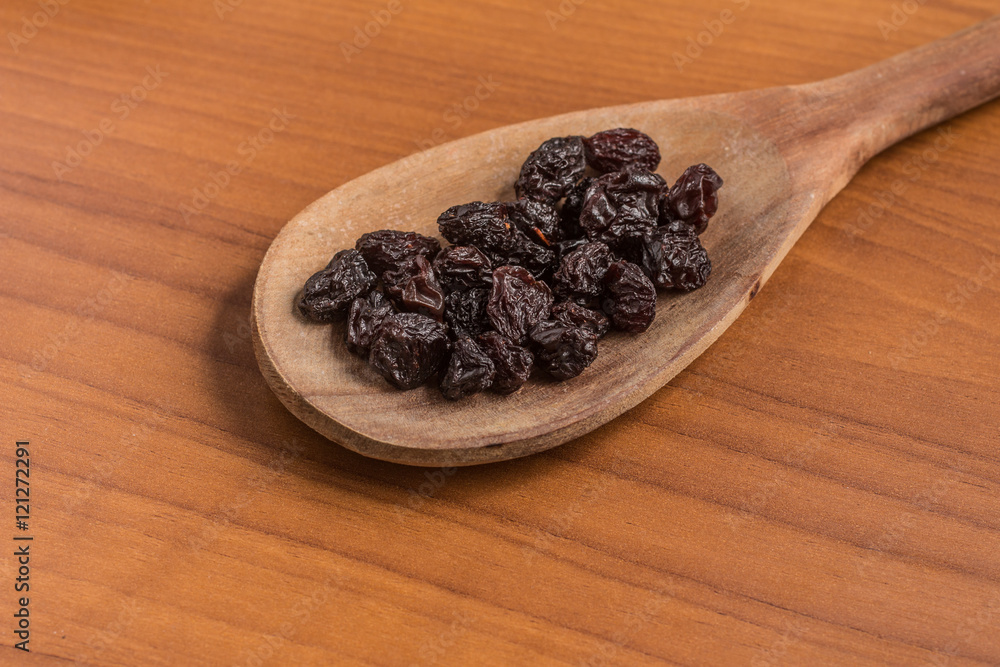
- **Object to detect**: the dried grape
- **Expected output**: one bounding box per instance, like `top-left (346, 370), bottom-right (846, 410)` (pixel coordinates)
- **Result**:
top-left (444, 288), bottom-right (491, 339)
top-left (440, 337), bottom-right (495, 400)
top-left (369, 313), bottom-right (450, 390)
top-left (515, 136), bottom-right (586, 202)
top-left (346, 290), bottom-right (394, 356)
top-left (356, 230), bottom-right (441, 275)
top-left (487, 266), bottom-right (553, 345)
top-left (298, 249), bottom-right (376, 322)
top-left (580, 168), bottom-right (665, 248)
top-left (529, 321), bottom-right (599, 380)
top-left (432, 246), bottom-right (492, 291)
top-left (640, 226), bottom-right (712, 291)
top-left (551, 301), bottom-right (610, 338)
top-left (553, 241), bottom-right (613, 304)
top-left (477, 332), bottom-right (534, 394)
top-left (601, 260), bottom-right (656, 333)
top-left (662, 164), bottom-right (724, 235)
top-left (583, 128), bottom-right (661, 173)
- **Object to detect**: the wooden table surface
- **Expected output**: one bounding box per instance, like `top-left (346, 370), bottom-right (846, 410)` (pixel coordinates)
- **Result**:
top-left (2, 0), bottom-right (999, 664)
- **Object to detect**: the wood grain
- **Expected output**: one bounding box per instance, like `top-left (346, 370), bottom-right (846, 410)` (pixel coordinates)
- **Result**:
top-left (1, 0), bottom-right (999, 664)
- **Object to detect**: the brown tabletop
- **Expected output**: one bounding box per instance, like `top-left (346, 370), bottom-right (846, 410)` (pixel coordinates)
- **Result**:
top-left (2, 0), bottom-right (999, 664)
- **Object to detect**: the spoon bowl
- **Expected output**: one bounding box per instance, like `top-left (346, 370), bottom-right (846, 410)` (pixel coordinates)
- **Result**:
top-left (253, 17), bottom-right (999, 465)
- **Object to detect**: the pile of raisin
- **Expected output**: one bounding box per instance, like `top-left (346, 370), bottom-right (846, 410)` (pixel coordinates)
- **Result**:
top-left (297, 128), bottom-right (723, 399)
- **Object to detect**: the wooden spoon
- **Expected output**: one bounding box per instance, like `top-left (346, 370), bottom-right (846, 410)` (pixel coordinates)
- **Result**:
top-left (252, 17), bottom-right (1000, 466)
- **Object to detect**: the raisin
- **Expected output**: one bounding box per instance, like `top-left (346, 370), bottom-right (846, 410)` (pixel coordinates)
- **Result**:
top-left (368, 313), bottom-right (450, 390)
top-left (601, 260), bottom-right (656, 333)
top-left (382, 255), bottom-right (446, 320)
top-left (662, 164), bottom-right (724, 235)
top-left (529, 321), bottom-right (599, 380)
top-left (487, 266), bottom-right (553, 345)
top-left (508, 198), bottom-right (563, 245)
top-left (551, 301), bottom-right (610, 338)
top-left (580, 168), bottom-right (665, 248)
top-left (553, 241), bottom-right (613, 304)
top-left (298, 249), bottom-right (376, 322)
top-left (355, 230), bottom-right (441, 275)
top-left (501, 233), bottom-right (556, 279)
top-left (438, 201), bottom-right (513, 250)
top-left (583, 128), bottom-right (661, 173)
top-left (432, 246), bottom-right (492, 291)
top-left (440, 337), bottom-right (496, 400)
top-left (640, 226), bottom-right (712, 291)
top-left (560, 177), bottom-right (593, 239)
top-left (554, 237), bottom-right (591, 265)
top-left (477, 332), bottom-right (534, 394)
top-left (515, 136), bottom-right (586, 202)
top-left (437, 201), bottom-right (554, 277)
top-left (346, 290), bottom-right (394, 356)
top-left (444, 288), bottom-right (491, 339)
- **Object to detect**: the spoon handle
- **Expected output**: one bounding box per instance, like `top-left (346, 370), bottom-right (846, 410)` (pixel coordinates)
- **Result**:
top-left (798, 15), bottom-right (1000, 167)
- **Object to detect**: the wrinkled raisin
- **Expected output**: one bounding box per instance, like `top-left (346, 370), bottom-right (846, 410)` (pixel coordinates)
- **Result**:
top-left (601, 260), bottom-right (656, 333)
top-left (580, 168), bottom-right (665, 248)
top-left (477, 332), bottom-right (534, 394)
top-left (438, 201), bottom-right (513, 249)
top-left (298, 249), bottom-right (376, 322)
top-left (553, 241), bottom-right (613, 304)
top-left (432, 246), bottom-right (492, 291)
top-left (346, 290), bottom-right (394, 356)
top-left (640, 226), bottom-right (712, 291)
top-left (438, 201), bottom-right (553, 277)
top-left (440, 337), bottom-right (496, 400)
top-left (444, 288), bottom-right (491, 339)
top-left (508, 198), bottom-right (563, 245)
top-left (355, 230), bottom-right (441, 275)
top-left (369, 313), bottom-right (450, 390)
top-left (487, 266), bottom-right (553, 345)
top-left (560, 176), bottom-right (593, 239)
top-left (515, 136), bottom-right (586, 202)
top-left (583, 128), bottom-right (661, 173)
top-left (529, 321), bottom-right (599, 380)
top-left (383, 255), bottom-right (446, 320)
top-left (662, 164), bottom-right (724, 235)
top-left (552, 301), bottom-right (610, 338)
